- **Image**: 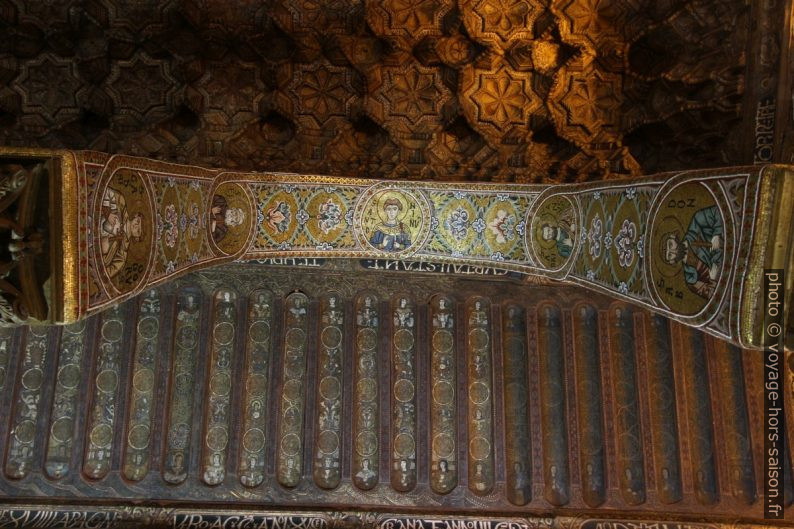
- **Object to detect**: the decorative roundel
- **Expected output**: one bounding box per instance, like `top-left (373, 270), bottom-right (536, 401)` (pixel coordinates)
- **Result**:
top-left (95, 168), bottom-right (155, 295)
top-left (646, 180), bottom-right (732, 318)
top-left (527, 194), bottom-right (579, 271)
top-left (354, 185), bottom-right (431, 256)
top-left (207, 181), bottom-right (254, 256)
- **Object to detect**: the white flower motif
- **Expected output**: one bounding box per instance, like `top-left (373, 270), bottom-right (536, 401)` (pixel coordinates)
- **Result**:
top-left (580, 229), bottom-right (588, 242)
top-left (618, 282), bottom-right (629, 295)
top-left (603, 231), bottom-right (613, 249)
top-left (165, 261), bottom-right (176, 274)
top-left (625, 187), bottom-right (637, 200)
top-left (316, 199), bottom-right (342, 234)
top-left (167, 177), bottom-right (176, 188)
top-left (496, 193), bottom-right (509, 202)
top-left (516, 220), bottom-right (526, 236)
top-left (189, 181), bottom-right (201, 190)
top-left (257, 208), bottom-right (265, 226)
top-left (586, 270), bottom-right (596, 281)
top-left (614, 219), bottom-right (637, 269)
top-left (180, 213), bottom-right (187, 232)
top-left (453, 191), bottom-right (466, 200)
top-left (324, 186), bottom-right (337, 193)
top-left (445, 206), bottom-right (470, 241)
top-left (278, 242), bottom-right (292, 251)
top-left (315, 242), bottom-right (333, 251)
top-left (283, 184), bottom-right (296, 193)
top-left (190, 253), bottom-right (199, 263)
top-left (430, 216), bottom-right (439, 231)
top-left (636, 237), bottom-right (645, 258)
top-left (345, 209), bottom-right (354, 226)
top-left (491, 252), bottom-right (505, 261)
top-left (296, 209), bottom-right (310, 225)
top-left (588, 217), bottom-right (603, 258)
top-left (593, 191), bottom-right (602, 201)
top-left (472, 217), bottom-right (486, 234)
top-left (451, 250), bottom-right (464, 258)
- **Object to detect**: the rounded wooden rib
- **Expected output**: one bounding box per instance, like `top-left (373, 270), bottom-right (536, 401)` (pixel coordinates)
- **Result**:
top-left (429, 294), bottom-right (457, 494)
top-left (391, 294), bottom-right (417, 492)
top-left (84, 303), bottom-right (125, 480)
top-left (44, 320), bottom-right (87, 479)
top-left (680, 327), bottom-right (718, 505)
top-left (277, 292), bottom-right (310, 488)
top-left (239, 289), bottom-right (273, 488)
top-left (201, 289), bottom-right (238, 486)
top-left (537, 303), bottom-right (570, 506)
top-left (712, 338), bottom-right (755, 504)
top-left (502, 304), bottom-right (532, 506)
top-left (0, 327), bottom-right (13, 392)
top-left (123, 290), bottom-right (161, 481)
top-left (5, 326), bottom-right (52, 479)
top-left (607, 304), bottom-right (646, 505)
top-left (313, 293), bottom-right (344, 489)
top-left (466, 297), bottom-right (495, 496)
top-left (644, 314), bottom-right (683, 504)
top-left (572, 304), bottom-right (606, 508)
top-left (352, 293), bottom-right (380, 491)
top-left (163, 288), bottom-right (202, 485)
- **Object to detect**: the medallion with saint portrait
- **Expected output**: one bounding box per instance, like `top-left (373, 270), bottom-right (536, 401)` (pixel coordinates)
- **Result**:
top-left (95, 168), bottom-right (154, 295)
top-left (356, 187), bottom-right (430, 256)
top-left (527, 194), bottom-right (579, 271)
top-left (647, 181), bottom-right (733, 317)
top-left (208, 181), bottom-right (254, 256)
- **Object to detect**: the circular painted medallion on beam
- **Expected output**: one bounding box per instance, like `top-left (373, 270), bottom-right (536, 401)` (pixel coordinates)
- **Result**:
top-left (647, 181), bottom-right (731, 317)
top-left (207, 181), bottom-right (254, 256)
top-left (355, 185), bottom-right (431, 256)
top-left (96, 168), bottom-right (155, 295)
top-left (527, 194), bottom-right (579, 271)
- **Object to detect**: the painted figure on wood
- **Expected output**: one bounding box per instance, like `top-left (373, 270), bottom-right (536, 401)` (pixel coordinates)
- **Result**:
top-left (100, 187), bottom-right (144, 279)
top-left (370, 198), bottom-right (412, 252)
top-left (210, 194), bottom-right (245, 243)
top-left (531, 195), bottom-right (579, 269)
top-left (661, 205), bottom-right (724, 299)
top-left (540, 210), bottom-right (576, 258)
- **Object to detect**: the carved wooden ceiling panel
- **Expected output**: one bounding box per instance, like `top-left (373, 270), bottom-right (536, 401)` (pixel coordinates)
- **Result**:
top-left (0, 0), bottom-right (754, 182)
top-left (0, 262), bottom-right (789, 521)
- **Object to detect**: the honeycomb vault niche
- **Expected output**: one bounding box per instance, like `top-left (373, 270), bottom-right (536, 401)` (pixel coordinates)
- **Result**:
top-left (0, 0), bottom-right (775, 182)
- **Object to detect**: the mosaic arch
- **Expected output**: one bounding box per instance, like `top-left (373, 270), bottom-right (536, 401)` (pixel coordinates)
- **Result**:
top-left (5, 148), bottom-right (794, 350)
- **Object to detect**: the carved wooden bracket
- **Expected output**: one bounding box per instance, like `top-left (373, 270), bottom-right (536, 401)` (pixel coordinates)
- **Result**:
top-left (0, 159), bottom-right (52, 324)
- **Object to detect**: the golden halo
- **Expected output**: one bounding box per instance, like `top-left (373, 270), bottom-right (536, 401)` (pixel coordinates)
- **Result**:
top-left (375, 190), bottom-right (410, 224)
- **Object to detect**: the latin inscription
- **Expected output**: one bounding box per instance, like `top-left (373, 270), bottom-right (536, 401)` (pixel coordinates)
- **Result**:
top-left (753, 96), bottom-right (776, 163)
top-left (360, 260), bottom-right (517, 277)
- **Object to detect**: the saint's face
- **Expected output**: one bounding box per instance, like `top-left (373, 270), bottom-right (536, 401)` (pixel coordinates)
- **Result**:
top-left (385, 204), bottom-right (400, 222)
top-left (130, 215), bottom-right (143, 239)
top-left (226, 207), bottom-right (244, 226)
top-left (541, 225), bottom-right (555, 240)
top-left (665, 236), bottom-right (681, 264)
